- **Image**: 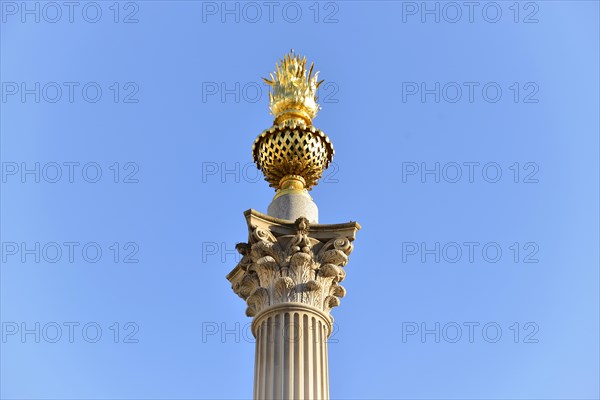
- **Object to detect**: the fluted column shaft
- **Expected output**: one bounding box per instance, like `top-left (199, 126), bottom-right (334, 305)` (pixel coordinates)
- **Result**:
top-left (227, 211), bottom-right (359, 400)
top-left (253, 304), bottom-right (330, 400)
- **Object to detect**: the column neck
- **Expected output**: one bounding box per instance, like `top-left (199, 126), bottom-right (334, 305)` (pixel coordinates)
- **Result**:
top-left (252, 303), bottom-right (333, 338)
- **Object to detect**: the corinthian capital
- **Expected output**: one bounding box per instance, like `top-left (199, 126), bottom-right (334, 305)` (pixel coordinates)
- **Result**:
top-left (227, 210), bottom-right (360, 321)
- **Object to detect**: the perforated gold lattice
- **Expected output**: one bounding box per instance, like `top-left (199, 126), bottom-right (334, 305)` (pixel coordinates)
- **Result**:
top-left (252, 123), bottom-right (334, 190)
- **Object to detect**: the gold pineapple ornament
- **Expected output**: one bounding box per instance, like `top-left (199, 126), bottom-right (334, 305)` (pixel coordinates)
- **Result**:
top-left (252, 51), bottom-right (335, 200)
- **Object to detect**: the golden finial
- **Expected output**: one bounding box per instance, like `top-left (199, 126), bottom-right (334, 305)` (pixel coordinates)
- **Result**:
top-left (263, 50), bottom-right (324, 126)
top-left (253, 51), bottom-right (334, 195)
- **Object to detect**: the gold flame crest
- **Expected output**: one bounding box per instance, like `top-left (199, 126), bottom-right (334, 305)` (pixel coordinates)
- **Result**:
top-left (263, 50), bottom-right (324, 125)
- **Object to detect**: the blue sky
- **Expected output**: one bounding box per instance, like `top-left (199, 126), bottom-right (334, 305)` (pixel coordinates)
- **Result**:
top-left (1, 1), bottom-right (598, 399)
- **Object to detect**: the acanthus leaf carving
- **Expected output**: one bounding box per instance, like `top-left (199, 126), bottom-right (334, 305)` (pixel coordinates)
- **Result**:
top-left (229, 214), bottom-right (357, 318)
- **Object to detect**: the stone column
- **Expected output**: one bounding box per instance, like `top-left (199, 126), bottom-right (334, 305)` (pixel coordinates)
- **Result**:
top-left (227, 210), bottom-right (360, 400)
top-left (252, 304), bottom-right (330, 399)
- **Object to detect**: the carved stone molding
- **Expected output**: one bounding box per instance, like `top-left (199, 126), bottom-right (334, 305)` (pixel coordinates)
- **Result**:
top-left (227, 210), bottom-right (360, 324)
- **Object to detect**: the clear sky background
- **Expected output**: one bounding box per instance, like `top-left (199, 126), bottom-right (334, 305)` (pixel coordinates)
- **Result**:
top-left (1, 1), bottom-right (598, 399)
